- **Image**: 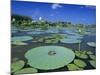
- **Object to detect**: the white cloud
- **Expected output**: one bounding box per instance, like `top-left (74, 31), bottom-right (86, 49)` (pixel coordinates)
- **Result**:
top-left (52, 4), bottom-right (63, 9)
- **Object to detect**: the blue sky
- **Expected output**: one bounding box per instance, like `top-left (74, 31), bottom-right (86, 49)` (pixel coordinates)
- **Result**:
top-left (11, 1), bottom-right (96, 25)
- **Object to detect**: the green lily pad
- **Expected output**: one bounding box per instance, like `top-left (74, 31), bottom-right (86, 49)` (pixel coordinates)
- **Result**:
top-left (87, 42), bottom-right (96, 47)
top-left (89, 60), bottom-right (96, 68)
top-left (75, 51), bottom-right (88, 59)
top-left (25, 46), bottom-right (75, 70)
top-left (12, 41), bottom-right (28, 45)
top-left (89, 55), bottom-right (96, 60)
top-left (67, 35), bottom-right (83, 39)
top-left (60, 38), bottom-right (81, 44)
top-left (67, 64), bottom-right (83, 71)
top-left (74, 59), bottom-right (87, 68)
top-left (45, 39), bottom-right (58, 43)
top-left (11, 60), bottom-right (25, 73)
top-left (12, 36), bottom-right (33, 42)
top-left (87, 51), bottom-right (93, 55)
top-left (14, 68), bottom-right (38, 74)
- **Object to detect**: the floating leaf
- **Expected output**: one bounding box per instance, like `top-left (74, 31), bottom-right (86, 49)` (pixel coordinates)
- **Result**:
top-left (14, 68), bottom-right (38, 74)
top-left (75, 51), bottom-right (88, 59)
top-left (87, 42), bottom-right (96, 47)
top-left (67, 64), bottom-right (83, 71)
top-left (89, 60), bottom-right (96, 68)
top-left (45, 39), bottom-right (58, 43)
top-left (60, 38), bottom-right (81, 44)
top-left (11, 60), bottom-right (25, 73)
top-left (89, 55), bottom-right (96, 60)
top-left (67, 35), bottom-right (83, 39)
top-left (12, 41), bottom-right (28, 45)
top-left (12, 36), bottom-right (33, 42)
top-left (74, 59), bottom-right (87, 68)
top-left (87, 51), bottom-right (93, 55)
top-left (25, 46), bottom-right (75, 70)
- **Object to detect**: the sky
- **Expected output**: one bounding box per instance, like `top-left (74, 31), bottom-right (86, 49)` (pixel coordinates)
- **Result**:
top-left (11, 1), bottom-right (96, 25)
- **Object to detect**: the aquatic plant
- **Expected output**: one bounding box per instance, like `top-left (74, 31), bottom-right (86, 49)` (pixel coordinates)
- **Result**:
top-left (12, 36), bottom-right (33, 42)
top-left (89, 55), bottom-right (96, 60)
top-left (87, 42), bottom-right (96, 47)
top-left (25, 46), bottom-right (75, 70)
top-left (14, 68), bottom-right (38, 74)
top-left (87, 51), bottom-right (93, 55)
top-left (11, 60), bottom-right (25, 73)
top-left (67, 64), bottom-right (83, 71)
top-left (45, 39), bottom-right (58, 43)
top-left (74, 59), bottom-right (87, 68)
top-left (67, 35), bottom-right (83, 39)
top-left (27, 31), bottom-right (45, 35)
top-left (54, 34), bottom-right (65, 39)
top-left (89, 60), bottom-right (96, 68)
top-left (75, 51), bottom-right (88, 59)
top-left (12, 41), bottom-right (28, 45)
top-left (60, 38), bottom-right (81, 44)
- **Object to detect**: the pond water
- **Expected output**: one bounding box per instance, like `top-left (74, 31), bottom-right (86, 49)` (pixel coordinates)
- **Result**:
top-left (11, 28), bottom-right (96, 73)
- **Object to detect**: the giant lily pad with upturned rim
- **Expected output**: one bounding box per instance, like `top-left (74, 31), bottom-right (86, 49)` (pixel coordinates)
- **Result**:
top-left (25, 46), bottom-right (75, 70)
top-left (12, 36), bottom-right (33, 42)
top-left (60, 38), bottom-right (81, 44)
top-left (67, 35), bottom-right (83, 39)
top-left (12, 41), bottom-right (28, 45)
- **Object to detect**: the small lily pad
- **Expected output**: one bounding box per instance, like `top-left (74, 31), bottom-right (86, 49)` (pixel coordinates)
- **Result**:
top-left (12, 41), bottom-right (28, 45)
top-left (74, 59), bottom-right (87, 68)
top-left (89, 55), bottom-right (96, 60)
top-left (87, 42), bottom-right (96, 47)
top-left (75, 51), bottom-right (88, 59)
top-left (11, 60), bottom-right (25, 73)
top-left (67, 64), bottom-right (83, 71)
top-left (87, 51), bottom-right (93, 55)
top-left (89, 60), bottom-right (96, 68)
top-left (45, 39), bottom-right (58, 43)
top-left (14, 68), bottom-right (38, 74)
